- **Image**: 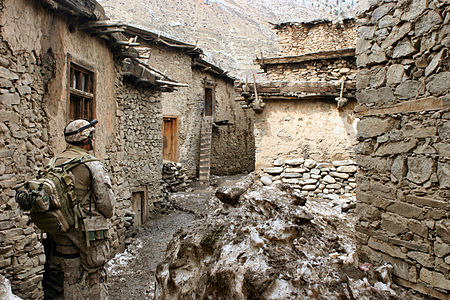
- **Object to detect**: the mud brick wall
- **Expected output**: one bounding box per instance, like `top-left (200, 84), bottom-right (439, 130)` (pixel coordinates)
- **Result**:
top-left (355, 0), bottom-right (449, 298)
top-left (276, 19), bottom-right (356, 56)
top-left (264, 57), bottom-right (357, 83)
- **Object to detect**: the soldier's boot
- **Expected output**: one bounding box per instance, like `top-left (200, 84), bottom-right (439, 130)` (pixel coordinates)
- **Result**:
top-left (88, 268), bottom-right (108, 300)
top-left (60, 257), bottom-right (85, 300)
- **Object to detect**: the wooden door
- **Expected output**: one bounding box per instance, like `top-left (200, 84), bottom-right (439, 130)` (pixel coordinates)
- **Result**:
top-left (163, 117), bottom-right (178, 161)
top-left (132, 191), bottom-right (143, 227)
top-left (204, 87), bottom-right (213, 117)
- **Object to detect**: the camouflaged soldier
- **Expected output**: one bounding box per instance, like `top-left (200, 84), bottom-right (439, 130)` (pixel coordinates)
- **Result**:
top-left (52, 119), bottom-right (115, 300)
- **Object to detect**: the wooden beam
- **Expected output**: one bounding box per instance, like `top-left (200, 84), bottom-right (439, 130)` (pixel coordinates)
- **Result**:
top-left (235, 80), bottom-right (356, 95)
top-left (254, 48), bottom-right (355, 65)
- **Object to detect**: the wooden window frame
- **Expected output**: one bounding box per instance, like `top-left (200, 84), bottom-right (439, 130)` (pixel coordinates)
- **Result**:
top-left (204, 81), bottom-right (216, 118)
top-left (66, 54), bottom-right (97, 122)
top-left (162, 116), bottom-right (178, 162)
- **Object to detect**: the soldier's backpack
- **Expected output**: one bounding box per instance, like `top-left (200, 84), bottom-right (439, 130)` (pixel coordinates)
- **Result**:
top-left (15, 155), bottom-right (98, 235)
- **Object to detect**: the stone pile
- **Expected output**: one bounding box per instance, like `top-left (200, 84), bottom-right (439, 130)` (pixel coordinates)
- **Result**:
top-left (161, 162), bottom-right (190, 198)
top-left (260, 158), bottom-right (357, 196)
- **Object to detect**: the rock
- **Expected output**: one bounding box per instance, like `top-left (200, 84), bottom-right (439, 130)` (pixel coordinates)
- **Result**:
top-left (415, 10), bottom-right (443, 36)
top-left (323, 175), bottom-right (336, 184)
top-left (264, 167), bottom-right (283, 174)
top-left (400, 0), bottom-right (427, 21)
top-left (330, 172), bottom-right (350, 179)
top-left (284, 158), bottom-right (304, 166)
top-left (426, 72), bottom-right (450, 94)
top-left (216, 186), bottom-right (246, 205)
top-left (285, 167), bottom-right (306, 173)
top-left (392, 39), bottom-right (417, 59)
top-left (386, 64), bottom-right (405, 85)
top-left (215, 174), bottom-right (254, 205)
top-left (304, 159), bottom-right (316, 169)
top-left (394, 80), bottom-right (423, 99)
top-left (336, 166), bottom-right (357, 173)
top-left (381, 22), bottom-right (411, 49)
top-left (406, 157), bottom-right (433, 184)
top-left (332, 160), bottom-right (355, 167)
top-left (260, 176), bottom-right (272, 186)
top-left (281, 172), bottom-right (302, 178)
top-left (357, 117), bottom-right (395, 138)
top-left (302, 184), bottom-right (316, 191)
top-left (437, 162), bottom-right (450, 188)
top-left (425, 49), bottom-right (446, 76)
top-left (390, 156), bottom-right (406, 182)
top-left (273, 158), bottom-right (284, 166)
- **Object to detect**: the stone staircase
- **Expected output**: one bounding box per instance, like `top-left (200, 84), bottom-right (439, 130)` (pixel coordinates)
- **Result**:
top-left (199, 116), bottom-right (213, 185)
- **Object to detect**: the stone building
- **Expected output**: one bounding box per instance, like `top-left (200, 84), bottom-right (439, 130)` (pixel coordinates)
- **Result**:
top-left (0, 0), bottom-right (182, 298)
top-left (237, 18), bottom-right (358, 196)
top-left (121, 24), bottom-right (255, 181)
top-left (354, 0), bottom-right (449, 298)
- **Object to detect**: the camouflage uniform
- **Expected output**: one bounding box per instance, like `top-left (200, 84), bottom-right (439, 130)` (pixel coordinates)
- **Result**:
top-left (52, 120), bottom-right (115, 300)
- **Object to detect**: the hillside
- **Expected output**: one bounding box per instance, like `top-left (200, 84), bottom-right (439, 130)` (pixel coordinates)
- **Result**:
top-left (98, 0), bottom-right (356, 78)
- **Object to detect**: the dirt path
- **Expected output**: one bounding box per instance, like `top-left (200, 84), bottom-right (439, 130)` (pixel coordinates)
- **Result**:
top-left (107, 175), bottom-right (239, 299)
top-left (107, 209), bottom-right (198, 300)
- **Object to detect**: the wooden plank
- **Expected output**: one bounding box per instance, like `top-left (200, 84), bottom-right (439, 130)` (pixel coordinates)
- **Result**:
top-left (235, 80), bottom-right (356, 94)
top-left (355, 97), bottom-right (450, 117)
top-left (254, 48), bottom-right (355, 65)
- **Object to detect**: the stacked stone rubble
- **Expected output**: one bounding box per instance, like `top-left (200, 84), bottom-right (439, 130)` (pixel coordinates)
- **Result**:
top-left (265, 57), bottom-right (357, 83)
top-left (276, 19), bottom-right (357, 56)
top-left (355, 0), bottom-right (449, 298)
top-left (260, 158), bottom-right (357, 196)
top-left (161, 162), bottom-right (190, 199)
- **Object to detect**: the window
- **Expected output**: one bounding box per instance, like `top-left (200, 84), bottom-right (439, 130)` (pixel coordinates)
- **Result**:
top-left (67, 57), bottom-right (95, 121)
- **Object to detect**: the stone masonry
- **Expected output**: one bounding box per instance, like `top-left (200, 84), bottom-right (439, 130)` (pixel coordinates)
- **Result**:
top-left (260, 158), bottom-right (357, 196)
top-left (275, 19), bottom-right (356, 56)
top-left (355, 0), bottom-right (449, 298)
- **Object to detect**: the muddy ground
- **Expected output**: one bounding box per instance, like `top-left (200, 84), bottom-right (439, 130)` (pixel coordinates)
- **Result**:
top-left (107, 175), bottom-right (242, 300)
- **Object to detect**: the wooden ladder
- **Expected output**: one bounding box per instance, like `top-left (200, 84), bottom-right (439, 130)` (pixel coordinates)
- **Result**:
top-left (199, 116), bottom-right (213, 185)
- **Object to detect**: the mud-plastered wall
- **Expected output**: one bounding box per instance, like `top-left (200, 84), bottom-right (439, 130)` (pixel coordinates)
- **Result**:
top-left (254, 100), bottom-right (358, 171)
top-left (355, 0), bottom-right (449, 298)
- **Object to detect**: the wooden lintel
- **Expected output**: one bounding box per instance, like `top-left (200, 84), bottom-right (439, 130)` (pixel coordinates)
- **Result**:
top-left (254, 48), bottom-right (355, 65)
top-left (355, 97), bottom-right (450, 117)
top-left (235, 80), bottom-right (356, 95)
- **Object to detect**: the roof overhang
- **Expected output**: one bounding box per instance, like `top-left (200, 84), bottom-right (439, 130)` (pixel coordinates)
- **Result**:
top-left (255, 48), bottom-right (355, 66)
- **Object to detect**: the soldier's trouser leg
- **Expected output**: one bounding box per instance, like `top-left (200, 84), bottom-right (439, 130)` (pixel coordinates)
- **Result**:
top-left (60, 257), bottom-right (84, 300)
top-left (88, 267), bottom-right (108, 300)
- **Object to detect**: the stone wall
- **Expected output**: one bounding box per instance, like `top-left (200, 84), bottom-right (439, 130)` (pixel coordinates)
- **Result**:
top-left (265, 57), bottom-right (357, 83)
top-left (106, 79), bottom-right (163, 252)
top-left (135, 40), bottom-right (255, 178)
top-left (192, 71), bottom-right (255, 176)
top-left (0, 0), bottom-right (162, 298)
top-left (260, 158), bottom-right (357, 196)
top-left (355, 0), bottom-right (449, 298)
top-left (276, 19), bottom-right (356, 56)
top-left (254, 99), bottom-right (358, 171)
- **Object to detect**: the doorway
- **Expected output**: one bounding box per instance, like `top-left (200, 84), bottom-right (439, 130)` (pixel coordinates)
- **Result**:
top-left (162, 117), bottom-right (178, 162)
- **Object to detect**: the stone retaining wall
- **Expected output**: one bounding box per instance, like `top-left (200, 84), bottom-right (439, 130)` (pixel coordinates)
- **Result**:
top-left (265, 57), bottom-right (357, 83)
top-left (276, 19), bottom-right (356, 56)
top-left (260, 158), bottom-right (357, 196)
top-left (355, 0), bottom-right (449, 298)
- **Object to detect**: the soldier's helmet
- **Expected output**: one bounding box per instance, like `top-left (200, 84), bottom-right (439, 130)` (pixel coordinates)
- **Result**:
top-left (64, 119), bottom-right (97, 143)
